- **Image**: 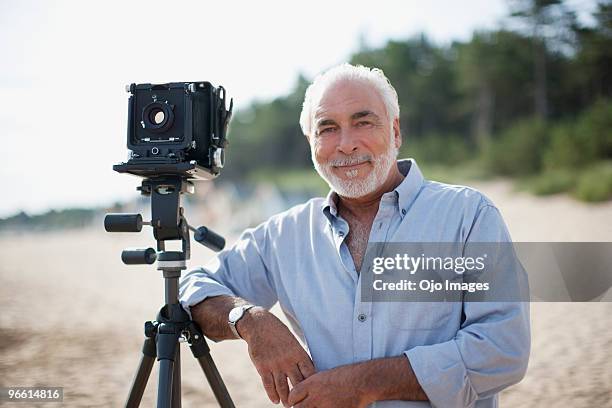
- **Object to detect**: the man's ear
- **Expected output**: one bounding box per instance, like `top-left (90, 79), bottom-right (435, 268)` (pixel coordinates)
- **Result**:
top-left (393, 117), bottom-right (402, 149)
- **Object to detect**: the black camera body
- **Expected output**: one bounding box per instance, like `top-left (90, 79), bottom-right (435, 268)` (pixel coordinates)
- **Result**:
top-left (114, 81), bottom-right (233, 180)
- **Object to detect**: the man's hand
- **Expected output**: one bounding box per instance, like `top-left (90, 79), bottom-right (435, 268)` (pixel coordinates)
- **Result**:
top-left (287, 356), bottom-right (428, 407)
top-left (190, 296), bottom-right (316, 406)
top-left (287, 364), bottom-right (370, 408)
top-left (239, 307), bottom-right (316, 407)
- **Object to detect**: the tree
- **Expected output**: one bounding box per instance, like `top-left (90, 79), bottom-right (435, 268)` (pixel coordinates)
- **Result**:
top-left (455, 30), bottom-right (534, 150)
top-left (509, 0), bottom-right (577, 119)
top-left (572, 2), bottom-right (612, 102)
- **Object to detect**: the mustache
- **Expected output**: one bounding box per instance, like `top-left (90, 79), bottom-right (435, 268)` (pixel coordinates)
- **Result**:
top-left (327, 154), bottom-right (373, 167)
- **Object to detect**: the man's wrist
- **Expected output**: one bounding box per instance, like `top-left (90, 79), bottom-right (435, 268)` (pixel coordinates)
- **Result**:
top-left (321, 361), bottom-right (377, 405)
top-left (353, 362), bottom-right (379, 405)
top-left (347, 356), bottom-right (428, 403)
top-left (234, 305), bottom-right (266, 341)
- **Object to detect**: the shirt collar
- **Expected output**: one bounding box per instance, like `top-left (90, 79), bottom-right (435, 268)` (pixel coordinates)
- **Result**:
top-left (322, 158), bottom-right (425, 222)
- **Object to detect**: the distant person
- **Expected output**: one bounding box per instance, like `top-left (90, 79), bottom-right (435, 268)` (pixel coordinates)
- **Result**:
top-left (180, 64), bottom-right (530, 407)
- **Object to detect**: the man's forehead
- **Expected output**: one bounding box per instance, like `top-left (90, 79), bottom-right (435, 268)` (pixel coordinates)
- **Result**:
top-left (313, 81), bottom-right (386, 121)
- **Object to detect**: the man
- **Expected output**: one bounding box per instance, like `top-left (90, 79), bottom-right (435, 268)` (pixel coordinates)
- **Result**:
top-left (179, 64), bottom-right (530, 407)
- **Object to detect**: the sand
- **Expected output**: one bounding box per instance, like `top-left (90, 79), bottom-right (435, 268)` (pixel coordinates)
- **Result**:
top-left (1, 180), bottom-right (611, 407)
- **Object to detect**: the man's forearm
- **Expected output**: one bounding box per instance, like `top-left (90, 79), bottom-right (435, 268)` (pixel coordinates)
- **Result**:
top-left (355, 355), bottom-right (428, 403)
top-left (190, 295), bottom-right (261, 342)
top-left (287, 354), bottom-right (428, 406)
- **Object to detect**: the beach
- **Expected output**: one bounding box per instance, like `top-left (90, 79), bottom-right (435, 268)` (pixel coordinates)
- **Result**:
top-left (1, 180), bottom-right (611, 407)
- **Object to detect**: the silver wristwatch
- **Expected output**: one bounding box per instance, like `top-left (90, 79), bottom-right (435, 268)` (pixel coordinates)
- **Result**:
top-left (228, 304), bottom-right (255, 339)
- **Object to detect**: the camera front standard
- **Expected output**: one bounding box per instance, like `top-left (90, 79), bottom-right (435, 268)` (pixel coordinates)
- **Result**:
top-left (114, 81), bottom-right (233, 180)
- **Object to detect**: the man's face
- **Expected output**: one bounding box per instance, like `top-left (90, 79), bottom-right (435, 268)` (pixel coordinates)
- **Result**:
top-left (308, 79), bottom-right (401, 198)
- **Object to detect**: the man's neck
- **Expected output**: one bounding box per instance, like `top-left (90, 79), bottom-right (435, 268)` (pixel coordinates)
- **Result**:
top-left (337, 165), bottom-right (405, 222)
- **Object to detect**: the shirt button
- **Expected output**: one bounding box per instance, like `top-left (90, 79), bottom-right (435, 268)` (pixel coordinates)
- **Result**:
top-left (401, 209), bottom-right (407, 215)
top-left (338, 231), bottom-right (345, 237)
top-left (357, 313), bottom-right (367, 322)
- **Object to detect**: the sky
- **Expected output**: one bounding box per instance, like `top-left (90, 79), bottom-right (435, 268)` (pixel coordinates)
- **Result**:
top-left (0, 0), bottom-right (598, 217)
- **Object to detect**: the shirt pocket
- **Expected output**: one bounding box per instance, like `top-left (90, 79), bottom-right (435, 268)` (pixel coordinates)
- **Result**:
top-left (386, 302), bottom-right (456, 330)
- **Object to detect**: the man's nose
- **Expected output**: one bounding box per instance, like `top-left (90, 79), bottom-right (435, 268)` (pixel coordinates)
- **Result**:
top-left (336, 128), bottom-right (358, 155)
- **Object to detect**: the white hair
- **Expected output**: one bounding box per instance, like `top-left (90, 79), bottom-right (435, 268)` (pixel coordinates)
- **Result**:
top-left (299, 63), bottom-right (400, 137)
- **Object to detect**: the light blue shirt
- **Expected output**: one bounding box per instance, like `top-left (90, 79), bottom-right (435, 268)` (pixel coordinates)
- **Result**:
top-left (179, 158), bottom-right (530, 408)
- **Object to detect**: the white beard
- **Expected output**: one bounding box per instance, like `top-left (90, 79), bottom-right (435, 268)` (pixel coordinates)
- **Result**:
top-left (312, 142), bottom-right (399, 198)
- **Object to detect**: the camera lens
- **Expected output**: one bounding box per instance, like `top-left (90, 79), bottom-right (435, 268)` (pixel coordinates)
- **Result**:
top-left (142, 101), bottom-right (174, 133)
top-left (151, 109), bottom-right (165, 125)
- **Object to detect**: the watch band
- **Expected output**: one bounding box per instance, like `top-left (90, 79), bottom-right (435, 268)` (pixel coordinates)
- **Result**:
top-left (229, 304), bottom-right (255, 339)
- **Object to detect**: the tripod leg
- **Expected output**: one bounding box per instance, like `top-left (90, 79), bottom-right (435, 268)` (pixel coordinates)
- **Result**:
top-left (171, 347), bottom-right (181, 408)
top-left (158, 359), bottom-right (175, 408)
top-left (157, 325), bottom-right (180, 408)
top-left (187, 324), bottom-right (235, 408)
top-left (126, 336), bottom-right (157, 408)
top-left (195, 353), bottom-right (235, 408)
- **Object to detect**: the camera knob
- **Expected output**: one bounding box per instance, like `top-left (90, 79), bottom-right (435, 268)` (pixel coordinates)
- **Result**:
top-left (144, 321), bottom-right (159, 338)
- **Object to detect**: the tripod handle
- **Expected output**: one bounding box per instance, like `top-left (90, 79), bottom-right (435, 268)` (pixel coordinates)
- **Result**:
top-left (105, 213), bottom-right (143, 232)
top-left (193, 226), bottom-right (226, 252)
top-left (122, 247), bottom-right (157, 265)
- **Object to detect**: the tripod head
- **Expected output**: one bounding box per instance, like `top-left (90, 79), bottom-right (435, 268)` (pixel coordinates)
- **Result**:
top-left (104, 175), bottom-right (225, 268)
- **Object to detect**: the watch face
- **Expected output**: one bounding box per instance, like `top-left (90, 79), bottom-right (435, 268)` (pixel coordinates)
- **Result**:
top-left (229, 307), bottom-right (243, 323)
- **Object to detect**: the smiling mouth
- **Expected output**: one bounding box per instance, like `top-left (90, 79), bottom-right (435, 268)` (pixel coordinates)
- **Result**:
top-left (333, 161), bottom-right (370, 169)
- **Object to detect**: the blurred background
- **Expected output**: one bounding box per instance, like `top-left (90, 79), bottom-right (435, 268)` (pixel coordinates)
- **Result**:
top-left (1, 0), bottom-right (611, 407)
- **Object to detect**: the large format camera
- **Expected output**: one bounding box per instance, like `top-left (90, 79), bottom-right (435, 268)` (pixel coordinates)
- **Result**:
top-left (114, 81), bottom-right (233, 180)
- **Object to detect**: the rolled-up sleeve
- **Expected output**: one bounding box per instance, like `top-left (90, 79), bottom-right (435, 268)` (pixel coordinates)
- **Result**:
top-left (405, 203), bottom-right (531, 408)
top-left (179, 220), bottom-right (279, 318)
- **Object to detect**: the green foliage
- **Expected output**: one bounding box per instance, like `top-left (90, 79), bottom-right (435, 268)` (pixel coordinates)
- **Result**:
top-left (573, 161), bottom-right (612, 202)
top-left (543, 122), bottom-right (585, 168)
top-left (518, 161), bottom-right (612, 201)
top-left (544, 99), bottom-right (612, 169)
top-left (485, 118), bottom-right (550, 176)
top-left (575, 99), bottom-right (612, 160)
top-left (520, 168), bottom-right (577, 195)
top-left (224, 75), bottom-right (311, 179)
top-left (401, 134), bottom-right (473, 166)
top-left (417, 160), bottom-right (492, 185)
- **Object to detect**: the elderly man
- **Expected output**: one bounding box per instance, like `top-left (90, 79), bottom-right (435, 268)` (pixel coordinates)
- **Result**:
top-left (179, 64), bottom-right (530, 408)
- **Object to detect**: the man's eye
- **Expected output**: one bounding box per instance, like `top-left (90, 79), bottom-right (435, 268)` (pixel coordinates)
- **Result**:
top-left (356, 121), bottom-right (372, 127)
top-left (319, 127), bottom-right (336, 134)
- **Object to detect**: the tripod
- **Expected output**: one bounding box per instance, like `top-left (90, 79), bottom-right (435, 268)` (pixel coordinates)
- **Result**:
top-left (105, 176), bottom-right (235, 408)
